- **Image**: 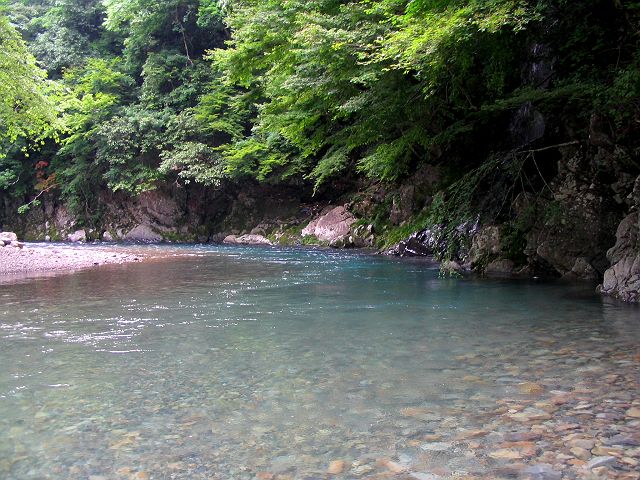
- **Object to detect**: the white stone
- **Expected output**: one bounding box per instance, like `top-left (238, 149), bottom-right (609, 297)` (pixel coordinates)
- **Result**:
top-left (68, 229), bottom-right (86, 242)
top-left (123, 224), bottom-right (162, 242)
top-left (0, 232), bottom-right (18, 243)
top-left (302, 206), bottom-right (356, 242)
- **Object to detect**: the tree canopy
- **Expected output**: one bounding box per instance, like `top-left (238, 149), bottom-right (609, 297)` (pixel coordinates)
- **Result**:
top-left (0, 14), bottom-right (55, 154)
top-left (0, 0), bottom-right (638, 220)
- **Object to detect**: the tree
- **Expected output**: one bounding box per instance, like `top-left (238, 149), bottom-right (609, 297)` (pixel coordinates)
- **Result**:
top-left (193, 0), bottom-right (534, 189)
top-left (0, 14), bottom-right (56, 156)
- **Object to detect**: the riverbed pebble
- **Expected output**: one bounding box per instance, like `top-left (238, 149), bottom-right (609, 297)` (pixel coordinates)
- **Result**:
top-left (0, 244), bottom-right (148, 275)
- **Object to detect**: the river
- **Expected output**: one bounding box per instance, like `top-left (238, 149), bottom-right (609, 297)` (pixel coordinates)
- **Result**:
top-left (1, 245), bottom-right (639, 479)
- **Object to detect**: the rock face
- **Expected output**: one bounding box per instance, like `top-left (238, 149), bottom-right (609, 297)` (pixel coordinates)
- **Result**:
top-left (523, 151), bottom-right (622, 278)
top-left (469, 226), bottom-right (502, 265)
top-left (387, 220), bottom-right (479, 263)
top-left (302, 206), bottom-right (356, 244)
top-left (387, 165), bottom-right (441, 226)
top-left (598, 212), bottom-right (640, 302)
top-left (468, 225), bottom-right (517, 275)
top-left (1, 180), bottom-right (312, 244)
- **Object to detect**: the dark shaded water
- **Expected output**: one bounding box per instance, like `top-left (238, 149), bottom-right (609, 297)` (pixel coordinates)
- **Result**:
top-left (0, 245), bottom-right (638, 479)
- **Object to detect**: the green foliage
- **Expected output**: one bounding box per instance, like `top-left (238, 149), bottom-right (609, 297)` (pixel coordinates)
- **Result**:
top-left (1, 0), bottom-right (227, 221)
top-left (32, 0), bottom-right (107, 75)
top-left (197, 0), bottom-right (223, 29)
top-left (160, 140), bottom-right (225, 186)
top-left (53, 57), bottom-right (136, 210)
top-left (95, 105), bottom-right (170, 193)
top-left (199, 0), bottom-right (539, 188)
top-left (2, 0), bottom-right (639, 232)
top-left (103, 0), bottom-right (225, 71)
top-left (0, 15), bottom-right (57, 156)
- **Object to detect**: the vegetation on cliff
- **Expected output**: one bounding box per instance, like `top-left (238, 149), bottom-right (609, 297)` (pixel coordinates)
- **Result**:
top-left (0, 0), bottom-right (639, 238)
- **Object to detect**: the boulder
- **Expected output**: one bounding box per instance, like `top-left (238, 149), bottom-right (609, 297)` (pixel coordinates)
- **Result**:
top-left (565, 257), bottom-right (599, 280)
top-left (387, 227), bottom-right (444, 257)
top-left (395, 236), bottom-right (433, 257)
top-left (441, 260), bottom-right (463, 275)
top-left (123, 224), bottom-right (162, 242)
top-left (598, 208), bottom-right (640, 302)
top-left (68, 229), bottom-right (86, 243)
top-left (349, 224), bottom-right (376, 248)
top-left (224, 234), bottom-right (272, 246)
top-left (599, 256), bottom-right (640, 302)
top-left (606, 212), bottom-right (638, 264)
top-left (598, 212), bottom-right (640, 302)
top-left (0, 232), bottom-right (18, 243)
top-left (469, 225), bottom-right (502, 265)
top-left (102, 231), bottom-right (114, 242)
top-left (387, 219), bottom-right (479, 261)
top-left (302, 206), bottom-right (356, 243)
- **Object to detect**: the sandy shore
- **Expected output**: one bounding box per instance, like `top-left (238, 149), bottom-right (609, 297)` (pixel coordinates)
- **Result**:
top-left (0, 243), bottom-right (147, 275)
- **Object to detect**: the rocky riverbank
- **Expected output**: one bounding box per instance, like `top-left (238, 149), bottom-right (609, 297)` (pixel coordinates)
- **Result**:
top-left (1, 140), bottom-right (639, 303)
top-left (0, 232), bottom-right (146, 275)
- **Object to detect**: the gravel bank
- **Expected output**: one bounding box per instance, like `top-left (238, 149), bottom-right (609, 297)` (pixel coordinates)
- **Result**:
top-left (0, 244), bottom-right (146, 275)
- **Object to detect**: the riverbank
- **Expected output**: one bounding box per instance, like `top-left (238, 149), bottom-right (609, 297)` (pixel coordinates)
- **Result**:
top-left (0, 243), bottom-right (147, 275)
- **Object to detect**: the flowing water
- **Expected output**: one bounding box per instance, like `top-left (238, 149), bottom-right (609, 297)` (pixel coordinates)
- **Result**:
top-left (1, 245), bottom-right (639, 480)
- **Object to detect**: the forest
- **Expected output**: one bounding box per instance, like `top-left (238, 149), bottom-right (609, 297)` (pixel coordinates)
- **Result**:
top-left (0, 0), bottom-right (639, 249)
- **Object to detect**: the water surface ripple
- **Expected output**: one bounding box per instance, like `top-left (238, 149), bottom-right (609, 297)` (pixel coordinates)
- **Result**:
top-left (1, 245), bottom-right (639, 479)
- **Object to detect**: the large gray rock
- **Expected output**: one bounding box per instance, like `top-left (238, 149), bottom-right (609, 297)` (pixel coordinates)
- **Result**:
top-left (223, 234), bottom-right (272, 246)
top-left (606, 212), bottom-right (638, 264)
top-left (469, 225), bottom-right (502, 265)
top-left (0, 232), bottom-right (18, 243)
top-left (68, 229), bottom-right (86, 243)
top-left (349, 224), bottom-right (375, 248)
top-left (302, 206), bottom-right (356, 243)
top-left (565, 257), bottom-right (599, 280)
top-left (598, 212), bottom-right (640, 302)
top-left (123, 224), bottom-right (162, 242)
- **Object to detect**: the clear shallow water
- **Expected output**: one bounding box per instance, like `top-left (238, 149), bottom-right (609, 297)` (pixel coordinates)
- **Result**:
top-left (1, 245), bottom-right (639, 480)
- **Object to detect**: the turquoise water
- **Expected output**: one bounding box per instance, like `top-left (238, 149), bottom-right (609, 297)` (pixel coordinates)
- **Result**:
top-left (1, 245), bottom-right (639, 479)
